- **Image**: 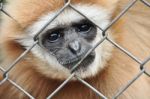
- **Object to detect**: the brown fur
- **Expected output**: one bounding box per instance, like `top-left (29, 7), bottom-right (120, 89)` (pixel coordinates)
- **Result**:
top-left (0, 0), bottom-right (150, 99)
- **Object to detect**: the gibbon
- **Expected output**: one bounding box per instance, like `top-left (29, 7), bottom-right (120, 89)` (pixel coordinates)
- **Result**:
top-left (0, 0), bottom-right (150, 99)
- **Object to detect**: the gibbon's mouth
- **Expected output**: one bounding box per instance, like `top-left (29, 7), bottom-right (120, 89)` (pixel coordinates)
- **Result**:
top-left (60, 51), bottom-right (96, 70)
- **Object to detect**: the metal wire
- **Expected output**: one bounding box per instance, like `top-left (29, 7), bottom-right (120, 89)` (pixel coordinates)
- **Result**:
top-left (113, 69), bottom-right (145, 99)
top-left (0, 67), bottom-right (35, 99)
top-left (141, 0), bottom-right (150, 7)
top-left (0, 0), bottom-right (150, 99)
top-left (46, 73), bottom-right (75, 99)
top-left (4, 41), bottom-right (38, 74)
top-left (75, 76), bottom-right (108, 99)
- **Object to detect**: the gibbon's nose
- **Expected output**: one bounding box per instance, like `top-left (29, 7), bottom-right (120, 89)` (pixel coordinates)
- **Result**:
top-left (68, 40), bottom-right (81, 54)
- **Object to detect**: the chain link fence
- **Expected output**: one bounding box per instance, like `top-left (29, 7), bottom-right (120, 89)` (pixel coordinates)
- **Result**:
top-left (0, 0), bottom-right (150, 99)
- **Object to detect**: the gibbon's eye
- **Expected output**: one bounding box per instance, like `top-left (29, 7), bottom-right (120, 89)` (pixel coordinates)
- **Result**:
top-left (76, 23), bottom-right (93, 33)
top-left (47, 30), bottom-right (63, 43)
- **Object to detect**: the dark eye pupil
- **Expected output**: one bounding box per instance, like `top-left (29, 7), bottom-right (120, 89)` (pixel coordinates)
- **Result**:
top-left (77, 24), bottom-right (91, 32)
top-left (49, 32), bottom-right (61, 42)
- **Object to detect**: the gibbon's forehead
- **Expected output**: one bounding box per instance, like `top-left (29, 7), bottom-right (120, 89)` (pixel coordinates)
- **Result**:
top-left (28, 4), bottom-right (110, 37)
top-left (6, 0), bottom-right (118, 29)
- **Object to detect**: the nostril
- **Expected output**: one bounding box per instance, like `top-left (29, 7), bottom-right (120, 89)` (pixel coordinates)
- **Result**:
top-left (68, 40), bottom-right (81, 54)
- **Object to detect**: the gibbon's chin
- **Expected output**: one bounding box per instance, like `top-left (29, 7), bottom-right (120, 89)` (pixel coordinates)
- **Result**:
top-left (58, 51), bottom-right (95, 70)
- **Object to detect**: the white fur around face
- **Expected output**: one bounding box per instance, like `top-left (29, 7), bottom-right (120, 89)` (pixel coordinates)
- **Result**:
top-left (18, 4), bottom-right (113, 79)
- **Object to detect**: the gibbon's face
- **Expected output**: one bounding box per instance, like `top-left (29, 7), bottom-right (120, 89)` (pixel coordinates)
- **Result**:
top-left (17, 1), bottom-right (117, 79)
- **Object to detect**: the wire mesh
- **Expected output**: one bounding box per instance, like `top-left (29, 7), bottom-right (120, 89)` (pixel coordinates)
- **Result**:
top-left (0, 0), bottom-right (150, 99)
